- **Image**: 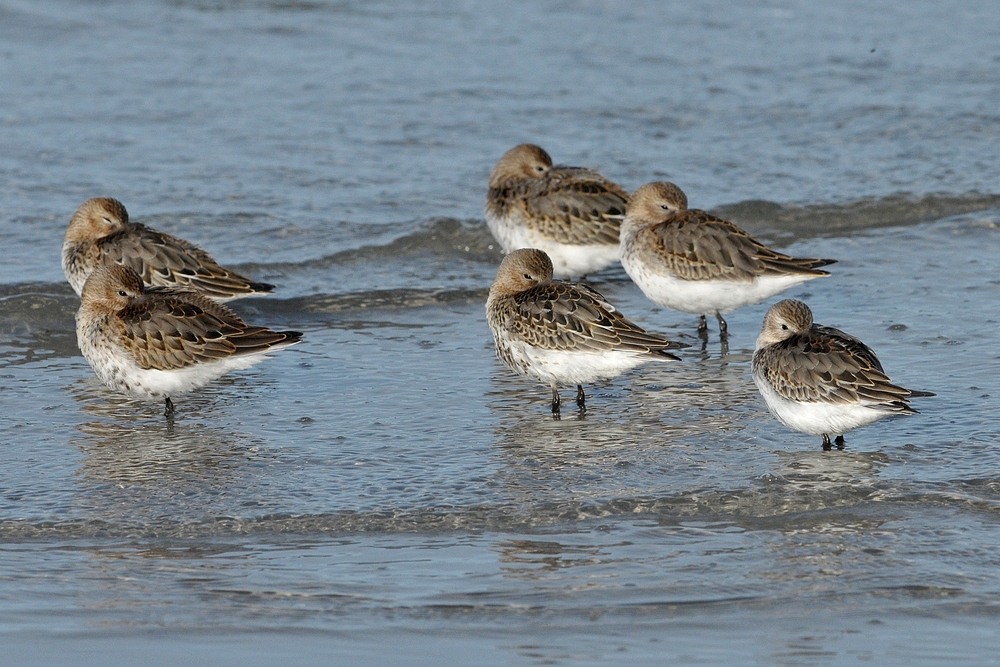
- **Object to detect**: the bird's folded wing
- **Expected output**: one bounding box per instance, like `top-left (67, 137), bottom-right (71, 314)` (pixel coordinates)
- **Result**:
top-left (646, 210), bottom-right (833, 281)
top-left (116, 289), bottom-right (287, 370)
top-left (519, 172), bottom-right (628, 246)
top-left (100, 226), bottom-right (272, 298)
top-left (505, 282), bottom-right (679, 354)
top-left (760, 330), bottom-right (914, 405)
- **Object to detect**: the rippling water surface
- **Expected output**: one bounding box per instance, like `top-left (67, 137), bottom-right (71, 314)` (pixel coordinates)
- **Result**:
top-left (2, 0), bottom-right (1000, 664)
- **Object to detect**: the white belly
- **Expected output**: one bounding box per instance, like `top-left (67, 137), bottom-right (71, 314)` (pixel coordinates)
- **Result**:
top-left (502, 339), bottom-right (658, 387)
top-left (753, 372), bottom-right (897, 437)
top-left (620, 243), bottom-right (822, 315)
top-left (485, 211), bottom-right (619, 278)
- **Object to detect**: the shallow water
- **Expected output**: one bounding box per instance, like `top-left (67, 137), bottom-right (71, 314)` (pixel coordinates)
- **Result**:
top-left (2, 0), bottom-right (1000, 664)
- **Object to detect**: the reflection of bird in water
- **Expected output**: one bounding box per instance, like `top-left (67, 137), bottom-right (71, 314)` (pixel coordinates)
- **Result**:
top-left (62, 197), bottom-right (275, 301)
top-left (75, 264), bottom-right (301, 418)
top-left (495, 538), bottom-right (606, 576)
top-left (494, 407), bottom-right (635, 455)
top-left (769, 448), bottom-right (890, 493)
top-left (752, 299), bottom-right (933, 450)
top-left (72, 418), bottom-right (265, 489)
top-left (65, 376), bottom-right (279, 524)
top-left (69, 418), bottom-right (269, 536)
top-left (486, 343), bottom-right (758, 455)
top-left (486, 248), bottom-right (687, 416)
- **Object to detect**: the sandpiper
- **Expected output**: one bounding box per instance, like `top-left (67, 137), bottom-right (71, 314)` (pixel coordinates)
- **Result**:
top-left (76, 264), bottom-right (301, 417)
top-left (486, 248), bottom-right (687, 415)
top-left (620, 182), bottom-right (836, 339)
top-left (752, 299), bottom-right (933, 449)
top-left (63, 197), bottom-right (275, 301)
top-left (485, 144), bottom-right (629, 278)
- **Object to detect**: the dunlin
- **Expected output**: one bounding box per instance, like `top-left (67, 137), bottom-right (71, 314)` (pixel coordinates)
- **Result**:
top-left (486, 248), bottom-right (687, 415)
top-left (76, 264), bottom-right (301, 417)
top-left (485, 144), bottom-right (629, 277)
top-left (63, 197), bottom-right (275, 301)
top-left (620, 182), bottom-right (836, 339)
top-left (752, 299), bottom-right (933, 449)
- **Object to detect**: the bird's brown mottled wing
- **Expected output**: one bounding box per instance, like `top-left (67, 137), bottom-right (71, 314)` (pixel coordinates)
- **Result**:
top-left (116, 287), bottom-right (300, 371)
top-left (754, 326), bottom-right (919, 408)
top-left (98, 225), bottom-right (274, 299)
top-left (514, 170), bottom-right (628, 245)
top-left (642, 210), bottom-right (835, 282)
top-left (503, 282), bottom-right (684, 356)
top-left (811, 325), bottom-right (885, 373)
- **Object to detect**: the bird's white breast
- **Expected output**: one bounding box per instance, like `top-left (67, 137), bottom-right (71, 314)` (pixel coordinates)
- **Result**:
top-left (620, 230), bottom-right (821, 314)
top-left (485, 210), bottom-right (619, 278)
top-left (752, 368), bottom-right (896, 437)
top-left (496, 333), bottom-right (656, 387)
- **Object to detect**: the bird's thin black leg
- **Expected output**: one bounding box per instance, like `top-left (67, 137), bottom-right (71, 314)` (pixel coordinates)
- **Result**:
top-left (698, 315), bottom-right (709, 339)
top-left (835, 435), bottom-right (845, 450)
top-left (716, 312), bottom-right (730, 356)
top-left (716, 312), bottom-right (729, 339)
top-left (822, 433), bottom-right (832, 451)
top-left (551, 385), bottom-right (561, 417)
top-left (164, 397), bottom-right (175, 419)
top-left (576, 384), bottom-right (586, 409)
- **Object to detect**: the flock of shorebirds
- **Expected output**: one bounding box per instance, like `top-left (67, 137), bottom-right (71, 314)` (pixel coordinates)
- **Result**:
top-left (60, 143), bottom-right (932, 450)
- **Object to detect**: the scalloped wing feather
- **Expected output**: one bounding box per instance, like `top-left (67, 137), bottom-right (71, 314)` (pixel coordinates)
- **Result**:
top-left (504, 170), bottom-right (628, 246)
top-left (116, 288), bottom-right (298, 371)
top-left (502, 282), bottom-right (680, 355)
top-left (99, 225), bottom-right (274, 299)
top-left (755, 327), bottom-right (916, 407)
top-left (645, 210), bottom-right (834, 282)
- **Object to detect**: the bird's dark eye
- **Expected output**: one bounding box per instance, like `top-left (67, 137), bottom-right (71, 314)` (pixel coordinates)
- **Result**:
top-left (118, 290), bottom-right (128, 297)
top-left (781, 324), bottom-right (788, 330)
top-left (535, 166), bottom-right (545, 172)
top-left (523, 273), bottom-right (532, 280)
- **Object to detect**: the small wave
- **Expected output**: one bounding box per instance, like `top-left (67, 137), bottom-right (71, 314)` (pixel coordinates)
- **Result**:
top-left (2, 193), bottom-right (996, 329)
top-left (0, 284), bottom-right (78, 337)
top-left (0, 279), bottom-right (489, 353)
top-left (714, 191), bottom-right (1000, 242)
top-left (247, 193), bottom-right (1000, 272)
top-left (251, 217), bottom-right (501, 273)
top-left (2, 483), bottom-right (997, 540)
top-left (258, 287), bottom-right (490, 316)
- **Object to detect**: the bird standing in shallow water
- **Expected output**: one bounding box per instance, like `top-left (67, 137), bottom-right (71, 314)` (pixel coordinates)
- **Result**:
top-left (76, 264), bottom-right (301, 418)
top-left (619, 182), bottom-right (836, 342)
top-left (485, 144), bottom-right (629, 278)
top-left (751, 299), bottom-right (933, 450)
top-left (62, 197), bottom-right (275, 301)
top-left (486, 248), bottom-right (687, 415)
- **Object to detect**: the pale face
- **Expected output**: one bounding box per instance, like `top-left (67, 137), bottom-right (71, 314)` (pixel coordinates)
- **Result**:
top-left (758, 299), bottom-right (814, 346)
top-left (488, 144), bottom-right (554, 188)
top-left (65, 197), bottom-right (130, 244)
top-left (492, 248), bottom-right (554, 294)
top-left (80, 264), bottom-right (145, 312)
top-left (625, 182), bottom-right (689, 225)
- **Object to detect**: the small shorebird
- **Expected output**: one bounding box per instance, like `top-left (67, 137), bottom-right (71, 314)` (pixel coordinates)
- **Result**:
top-left (485, 144), bottom-right (629, 278)
top-left (486, 248), bottom-right (687, 415)
top-left (76, 264), bottom-right (302, 417)
top-left (63, 197), bottom-right (275, 301)
top-left (752, 299), bottom-right (933, 449)
top-left (620, 182), bottom-right (836, 339)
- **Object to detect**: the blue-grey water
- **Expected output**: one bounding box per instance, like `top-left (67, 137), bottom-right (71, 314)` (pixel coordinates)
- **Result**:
top-left (2, 0), bottom-right (1000, 664)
